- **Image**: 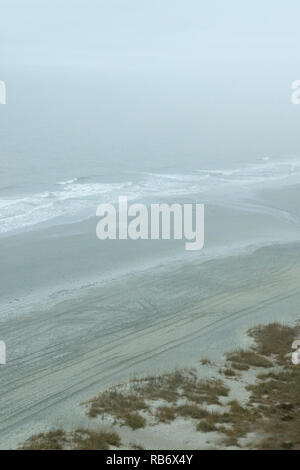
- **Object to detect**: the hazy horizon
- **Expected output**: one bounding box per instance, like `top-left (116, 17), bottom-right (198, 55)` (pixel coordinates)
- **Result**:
top-left (1, 0), bottom-right (300, 173)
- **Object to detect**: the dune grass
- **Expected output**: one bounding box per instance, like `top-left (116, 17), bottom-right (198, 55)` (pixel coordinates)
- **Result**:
top-left (72, 429), bottom-right (121, 450)
top-left (227, 350), bottom-right (273, 369)
top-left (219, 323), bottom-right (300, 448)
top-left (246, 366), bottom-right (300, 449)
top-left (88, 390), bottom-right (148, 429)
top-left (21, 429), bottom-right (121, 451)
top-left (87, 370), bottom-right (229, 429)
top-left (21, 430), bottom-right (68, 451)
top-left (249, 323), bottom-right (298, 364)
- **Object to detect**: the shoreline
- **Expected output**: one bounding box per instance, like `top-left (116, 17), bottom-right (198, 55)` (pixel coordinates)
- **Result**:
top-left (0, 226), bottom-right (296, 319)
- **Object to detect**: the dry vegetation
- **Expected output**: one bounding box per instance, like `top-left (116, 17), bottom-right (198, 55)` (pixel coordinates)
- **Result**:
top-left (87, 369), bottom-right (229, 428)
top-left (200, 359), bottom-right (214, 366)
top-left (88, 390), bottom-right (148, 429)
top-left (21, 430), bottom-right (68, 451)
top-left (21, 429), bottom-right (121, 451)
top-left (20, 322), bottom-right (300, 450)
top-left (227, 350), bottom-right (273, 369)
top-left (249, 323), bottom-right (297, 364)
top-left (220, 322), bottom-right (300, 449)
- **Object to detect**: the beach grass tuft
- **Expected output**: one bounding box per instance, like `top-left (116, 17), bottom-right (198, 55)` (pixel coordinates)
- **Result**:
top-left (226, 349), bottom-right (273, 368)
top-left (21, 430), bottom-right (67, 451)
top-left (21, 428), bottom-right (121, 451)
top-left (249, 323), bottom-right (298, 364)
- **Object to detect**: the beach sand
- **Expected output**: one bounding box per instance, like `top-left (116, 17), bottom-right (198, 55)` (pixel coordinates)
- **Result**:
top-left (0, 241), bottom-right (300, 449)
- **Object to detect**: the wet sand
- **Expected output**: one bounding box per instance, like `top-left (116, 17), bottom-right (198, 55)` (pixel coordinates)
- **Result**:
top-left (0, 241), bottom-right (300, 449)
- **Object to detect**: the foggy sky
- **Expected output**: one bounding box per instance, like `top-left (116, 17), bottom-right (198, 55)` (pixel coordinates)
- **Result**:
top-left (1, 1), bottom-right (300, 167)
top-left (1, 0), bottom-right (299, 69)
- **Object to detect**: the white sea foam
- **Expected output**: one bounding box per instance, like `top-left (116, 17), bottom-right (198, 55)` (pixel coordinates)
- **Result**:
top-left (1, 158), bottom-right (300, 235)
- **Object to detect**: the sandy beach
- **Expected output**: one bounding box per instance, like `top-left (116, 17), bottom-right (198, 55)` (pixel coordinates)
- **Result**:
top-left (1, 240), bottom-right (300, 449)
